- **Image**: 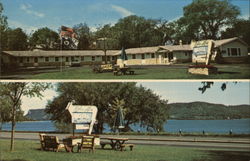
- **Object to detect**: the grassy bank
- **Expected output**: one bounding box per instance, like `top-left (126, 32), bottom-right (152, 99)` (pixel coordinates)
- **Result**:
top-left (1, 139), bottom-right (249, 161)
top-left (29, 63), bottom-right (250, 79)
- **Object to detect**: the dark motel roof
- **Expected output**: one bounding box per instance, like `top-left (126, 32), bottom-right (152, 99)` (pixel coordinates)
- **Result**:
top-left (3, 50), bottom-right (120, 57)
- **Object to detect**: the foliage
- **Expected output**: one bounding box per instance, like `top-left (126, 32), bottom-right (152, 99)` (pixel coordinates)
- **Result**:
top-left (73, 23), bottom-right (92, 49)
top-left (168, 102), bottom-right (250, 120)
top-left (30, 27), bottom-right (59, 50)
top-left (181, 0), bottom-right (240, 40)
top-left (4, 28), bottom-right (28, 50)
top-left (45, 82), bottom-right (168, 133)
top-left (0, 2), bottom-right (8, 50)
top-left (0, 82), bottom-right (51, 151)
top-left (221, 19), bottom-right (250, 46)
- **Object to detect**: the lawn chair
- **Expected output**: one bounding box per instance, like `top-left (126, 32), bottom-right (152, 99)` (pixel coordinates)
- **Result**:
top-left (43, 135), bottom-right (65, 152)
top-left (39, 133), bottom-right (46, 150)
top-left (77, 135), bottom-right (95, 153)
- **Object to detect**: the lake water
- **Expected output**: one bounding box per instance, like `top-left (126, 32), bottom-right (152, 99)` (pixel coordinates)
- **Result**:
top-left (2, 119), bottom-right (250, 134)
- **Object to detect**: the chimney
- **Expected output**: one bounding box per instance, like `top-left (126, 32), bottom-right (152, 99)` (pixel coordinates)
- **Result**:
top-left (179, 40), bottom-right (183, 45)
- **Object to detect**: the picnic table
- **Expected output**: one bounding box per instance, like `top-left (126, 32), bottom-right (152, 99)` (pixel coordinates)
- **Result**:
top-left (101, 137), bottom-right (134, 151)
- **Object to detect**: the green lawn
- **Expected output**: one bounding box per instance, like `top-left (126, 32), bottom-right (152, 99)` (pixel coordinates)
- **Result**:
top-left (29, 64), bottom-right (250, 79)
top-left (1, 139), bottom-right (249, 161)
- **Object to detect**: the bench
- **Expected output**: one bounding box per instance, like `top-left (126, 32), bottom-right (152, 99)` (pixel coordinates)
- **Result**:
top-left (120, 144), bottom-right (134, 151)
top-left (100, 142), bottom-right (113, 149)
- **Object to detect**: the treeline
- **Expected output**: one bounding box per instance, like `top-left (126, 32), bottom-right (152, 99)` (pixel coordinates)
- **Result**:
top-left (0, 0), bottom-right (249, 51)
top-left (168, 102), bottom-right (250, 120)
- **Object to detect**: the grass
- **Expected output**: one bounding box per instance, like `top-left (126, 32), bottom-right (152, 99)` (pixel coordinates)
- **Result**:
top-left (29, 63), bottom-right (250, 79)
top-left (1, 139), bottom-right (250, 161)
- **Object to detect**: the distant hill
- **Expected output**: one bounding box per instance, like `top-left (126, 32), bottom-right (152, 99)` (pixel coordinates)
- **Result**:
top-left (168, 102), bottom-right (250, 120)
top-left (25, 109), bottom-right (50, 121)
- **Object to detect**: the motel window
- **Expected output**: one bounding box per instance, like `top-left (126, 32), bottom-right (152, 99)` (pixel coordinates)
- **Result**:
top-left (27, 57), bottom-right (30, 63)
top-left (141, 54), bottom-right (145, 59)
top-left (81, 56), bottom-right (84, 61)
top-left (92, 56), bottom-right (95, 61)
top-left (107, 56), bottom-right (110, 61)
top-left (45, 57), bottom-right (49, 62)
top-left (231, 48), bottom-right (237, 56)
top-left (185, 52), bottom-right (188, 56)
top-left (102, 56), bottom-right (105, 61)
top-left (151, 53), bottom-right (155, 58)
top-left (66, 57), bottom-right (69, 62)
top-left (19, 57), bottom-right (23, 63)
top-left (55, 57), bottom-right (59, 62)
top-left (132, 55), bottom-right (136, 59)
top-left (34, 57), bottom-right (38, 63)
top-left (71, 57), bottom-right (75, 61)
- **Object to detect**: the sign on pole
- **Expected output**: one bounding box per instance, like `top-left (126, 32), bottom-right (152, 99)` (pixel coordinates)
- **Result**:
top-left (66, 102), bottom-right (98, 134)
top-left (192, 40), bottom-right (214, 65)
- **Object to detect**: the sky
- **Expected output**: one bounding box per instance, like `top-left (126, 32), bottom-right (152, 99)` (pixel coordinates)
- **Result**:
top-left (21, 81), bottom-right (250, 114)
top-left (1, 0), bottom-right (250, 34)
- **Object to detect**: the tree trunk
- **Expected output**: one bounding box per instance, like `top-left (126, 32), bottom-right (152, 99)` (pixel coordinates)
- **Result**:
top-left (10, 105), bottom-right (16, 151)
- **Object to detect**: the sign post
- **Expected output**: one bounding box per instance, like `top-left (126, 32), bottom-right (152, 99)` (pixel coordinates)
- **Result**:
top-left (66, 102), bottom-right (98, 135)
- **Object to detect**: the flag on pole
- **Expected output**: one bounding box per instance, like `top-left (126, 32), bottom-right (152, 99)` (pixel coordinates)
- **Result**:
top-left (60, 26), bottom-right (79, 49)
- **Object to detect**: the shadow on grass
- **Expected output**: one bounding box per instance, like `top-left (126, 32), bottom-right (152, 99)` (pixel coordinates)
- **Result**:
top-left (2, 160), bottom-right (29, 161)
top-left (205, 150), bottom-right (250, 161)
top-left (217, 71), bottom-right (241, 74)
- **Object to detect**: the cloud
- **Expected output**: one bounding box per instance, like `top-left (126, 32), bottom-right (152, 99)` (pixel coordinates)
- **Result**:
top-left (20, 4), bottom-right (45, 18)
top-left (111, 5), bottom-right (134, 17)
top-left (8, 20), bottom-right (38, 34)
top-left (21, 88), bottom-right (58, 115)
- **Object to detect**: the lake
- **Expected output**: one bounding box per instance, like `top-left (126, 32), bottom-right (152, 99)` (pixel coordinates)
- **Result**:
top-left (1, 119), bottom-right (250, 134)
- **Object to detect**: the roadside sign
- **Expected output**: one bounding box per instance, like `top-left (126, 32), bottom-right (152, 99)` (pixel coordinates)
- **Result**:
top-left (66, 102), bottom-right (98, 134)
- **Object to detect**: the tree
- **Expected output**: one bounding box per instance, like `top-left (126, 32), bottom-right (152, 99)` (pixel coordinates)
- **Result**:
top-left (5, 28), bottom-right (28, 50)
top-left (73, 23), bottom-right (92, 49)
top-left (0, 82), bottom-right (50, 151)
top-left (46, 82), bottom-right (168, 133)
top-left (221, 19), bottom-right (250, 46)
top-left (182, 0), bottom-right (240, 39)
top-left (0, 2), bottom-right (8, 51)
top-left (30, 27), bottom-right (59, 50)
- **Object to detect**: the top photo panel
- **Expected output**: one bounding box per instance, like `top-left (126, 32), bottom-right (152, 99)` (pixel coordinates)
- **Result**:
top-left (0, 0), bottom-right (249, 80)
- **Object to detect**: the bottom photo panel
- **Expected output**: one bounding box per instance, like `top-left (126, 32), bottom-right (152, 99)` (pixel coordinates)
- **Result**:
top-left (0, 81), bottom-right (250, 161)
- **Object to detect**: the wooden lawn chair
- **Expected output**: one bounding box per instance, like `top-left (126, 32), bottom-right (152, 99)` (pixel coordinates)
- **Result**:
top-left (39, 133), bottom-right (46, 150)
top-left (77, 135), bottom-right (95, 153)
top-left (43, 135), bottom-right (65, 152)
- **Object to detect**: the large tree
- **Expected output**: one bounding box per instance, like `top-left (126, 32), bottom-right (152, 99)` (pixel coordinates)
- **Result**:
top-left (181, 0), bottom-right (240, 40)
top-left (221, 19), bottom-right (250, 46)
top-left (30, 27), bottom-right (59, 50)
top-left (0, 82), bottom-right (50, 151)
top-left (0, 2), bottom-right (8, 50)
top-left (5, 28), bottom-right (28, 50)
top-left (73, 23), bottom-right (92, 50)
top-left (46, 82), bottom-right (168, 133)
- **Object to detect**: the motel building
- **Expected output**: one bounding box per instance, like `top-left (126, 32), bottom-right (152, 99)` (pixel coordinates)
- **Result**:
top-left (1, 37), bottom-right (248, 71)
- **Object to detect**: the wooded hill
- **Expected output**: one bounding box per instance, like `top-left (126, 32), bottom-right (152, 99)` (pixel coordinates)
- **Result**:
top-left (25, 102), bottom-right (250, 121)
top-left (168, 102), bottom-right (250, 120)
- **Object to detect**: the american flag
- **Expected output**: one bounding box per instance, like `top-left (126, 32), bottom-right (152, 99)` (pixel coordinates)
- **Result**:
top-left (60, 26), bottom-right (79, 49)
